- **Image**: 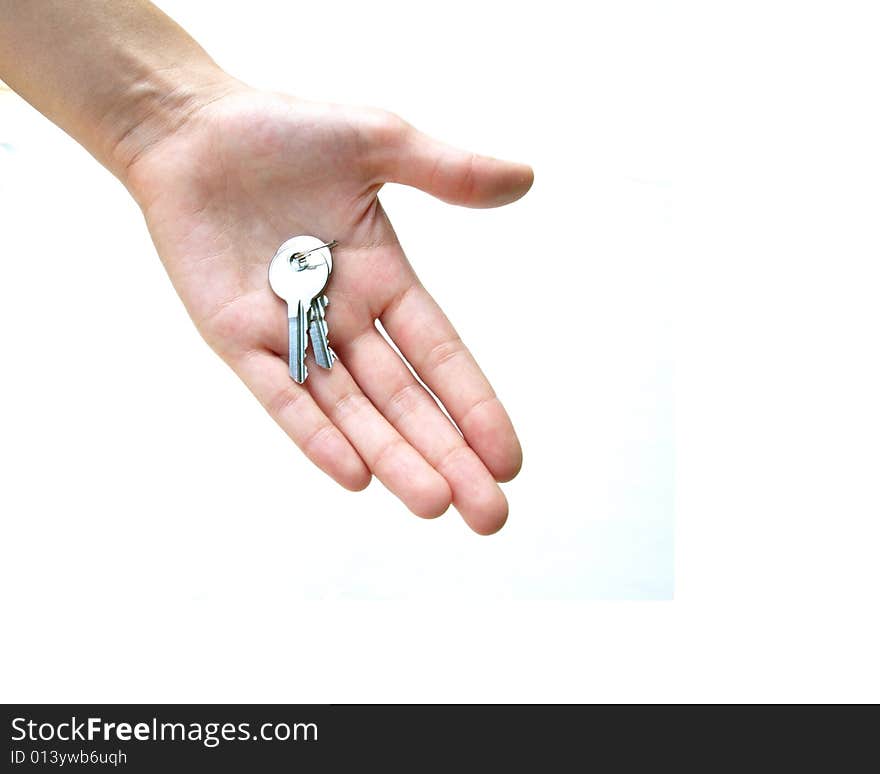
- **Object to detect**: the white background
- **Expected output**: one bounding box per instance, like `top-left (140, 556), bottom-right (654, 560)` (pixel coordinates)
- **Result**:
top-left (1, 1), bottom-right (878, 702)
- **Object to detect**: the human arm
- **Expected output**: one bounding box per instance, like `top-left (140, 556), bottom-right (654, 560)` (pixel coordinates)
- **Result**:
top-left (0, 0), bottom-right (533, 533)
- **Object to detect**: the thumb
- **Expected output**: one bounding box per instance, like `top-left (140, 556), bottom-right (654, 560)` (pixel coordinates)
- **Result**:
top-left (377, 118), bottom-right (534, 208)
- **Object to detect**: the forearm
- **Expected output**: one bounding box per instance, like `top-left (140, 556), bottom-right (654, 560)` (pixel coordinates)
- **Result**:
top-left (0, 0), bottom-right (237, 182)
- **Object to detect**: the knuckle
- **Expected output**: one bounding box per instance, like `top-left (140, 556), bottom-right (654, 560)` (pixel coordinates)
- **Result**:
top-left (423, 336), bottom-right (466, 375)
top-left (372, 436), bottom-right (408, 473)
top-left (266, 382), bottom-right (307, 420)
top-left (300, 422), bottom-right (339, 459)
top-left (459, 394), bottom-right (499, 430)
top-left (361, 108), bottom-right (409, 147)
top-left (385, 381), bottom-right (425, 423)
top-left (457, 152), bottom-right (479, 200)
top-left (332, 389), bottom-right (371, 419)
top-left (434, 444), bottom-right (471, 474)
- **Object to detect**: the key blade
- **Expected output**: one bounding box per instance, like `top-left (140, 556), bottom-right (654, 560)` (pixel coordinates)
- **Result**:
top-left (289, 299), bottom-right (308, 383)
top-left (309, 320), bottom-right (333, 369)
top-left (309, 297), bottom-right (334, 369)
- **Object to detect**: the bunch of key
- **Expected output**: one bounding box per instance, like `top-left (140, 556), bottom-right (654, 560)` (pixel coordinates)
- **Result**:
top-left (268, 235), bottom-right (337, 383)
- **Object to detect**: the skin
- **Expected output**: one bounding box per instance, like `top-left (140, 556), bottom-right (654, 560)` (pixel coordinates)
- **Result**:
top-left (0, 2), bottom-right (532, 534)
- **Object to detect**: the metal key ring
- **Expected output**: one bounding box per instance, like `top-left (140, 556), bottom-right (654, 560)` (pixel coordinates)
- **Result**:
top-left (290, 239), bottom-right (338, 263)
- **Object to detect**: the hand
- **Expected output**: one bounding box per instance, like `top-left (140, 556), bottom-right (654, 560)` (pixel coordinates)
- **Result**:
top-left (125, 85), bottom-right (533, 534)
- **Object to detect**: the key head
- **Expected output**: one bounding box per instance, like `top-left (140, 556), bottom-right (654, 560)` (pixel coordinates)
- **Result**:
top-left (273, 235), bottom-right (333, 274)
top-left (268, 235), bottom-right (331, 306)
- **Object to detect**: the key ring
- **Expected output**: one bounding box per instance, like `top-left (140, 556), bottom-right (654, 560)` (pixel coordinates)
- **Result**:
top-left (290, 239), bottom-right (338, 264)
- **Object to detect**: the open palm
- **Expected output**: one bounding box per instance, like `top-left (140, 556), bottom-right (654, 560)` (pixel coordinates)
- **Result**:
top-left (125, 88), bottom-right (532, 534)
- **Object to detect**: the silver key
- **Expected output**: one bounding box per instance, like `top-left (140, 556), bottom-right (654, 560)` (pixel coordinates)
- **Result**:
top-left (268, 236), bottom-right (331, 383)
top-left (307, 241), bottom-right (336, 369)
top-left (309, 294), bottom-right (336, 369)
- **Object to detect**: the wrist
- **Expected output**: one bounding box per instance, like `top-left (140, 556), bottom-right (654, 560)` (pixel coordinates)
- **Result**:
top-left (103, 62), bottom-right (242, 187)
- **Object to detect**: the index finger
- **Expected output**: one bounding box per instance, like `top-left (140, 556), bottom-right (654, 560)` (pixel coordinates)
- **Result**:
top-left (379, 280), bottom-right (523, 482)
